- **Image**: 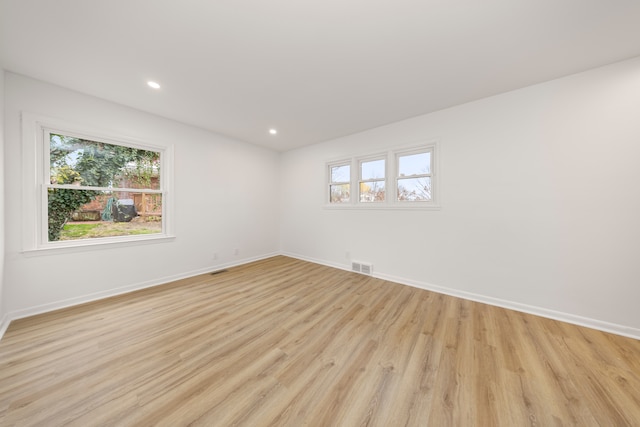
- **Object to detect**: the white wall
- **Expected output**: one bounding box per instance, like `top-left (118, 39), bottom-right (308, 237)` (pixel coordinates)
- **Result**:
top-left (4, 58), bottom-right (640, 339)
top-left (0, 69), bottom-right (6, 331)
top-left (3, 73), bottom-right (281, 317)
top-left (280, 57), bottom-right (640, 337)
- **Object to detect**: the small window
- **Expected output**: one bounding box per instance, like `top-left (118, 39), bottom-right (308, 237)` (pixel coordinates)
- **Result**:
top-left (396, 149), bottom-right (432, 202)
top-left (329, 163), bottom-right (351, 203)
top-left (359, 158), bottom-right (386, 203)
top-left (324, 142), bottom-right (438, 210)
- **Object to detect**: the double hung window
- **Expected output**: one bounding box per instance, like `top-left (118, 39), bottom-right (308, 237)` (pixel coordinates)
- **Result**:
top-left (326, 143), bottom-right (438, 209)
top-left (359, 158), bottom-right (386, 203)
top-left (328, 163), bottom-right (351, 203)
top-left (22, 113), bottom-right (173, 250)
top-left (45, 131), bottom-right (164, 242)
top-left (396, 148), bottom-right (433, 202)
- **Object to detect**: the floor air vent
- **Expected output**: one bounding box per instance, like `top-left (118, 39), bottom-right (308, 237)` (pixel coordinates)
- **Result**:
top-left (210, 269), bottom-right (229, 275)
top-left (351, 261), bottom-right (373, 276)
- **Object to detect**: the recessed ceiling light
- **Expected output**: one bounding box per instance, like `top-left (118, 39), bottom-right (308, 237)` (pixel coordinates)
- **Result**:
top-left (269, 129), bottom-right (277, 135)
top-left (147, 81), bottom-right (161, 89)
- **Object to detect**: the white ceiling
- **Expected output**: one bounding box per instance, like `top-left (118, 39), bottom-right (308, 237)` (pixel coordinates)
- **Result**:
top-left (2, 1), bottom-right (640, 151)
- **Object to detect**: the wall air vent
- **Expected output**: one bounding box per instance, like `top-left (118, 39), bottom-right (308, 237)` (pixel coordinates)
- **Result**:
top-left (360, 263), bottom-right (372, 275)
top-left (351, 261), bottom-right (373, 276)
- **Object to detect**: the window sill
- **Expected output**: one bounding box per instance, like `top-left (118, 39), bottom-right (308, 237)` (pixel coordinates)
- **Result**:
top-left (22, 234), bottom-right (176, 257)
top-left (323, 203), bottom-right (441, 211)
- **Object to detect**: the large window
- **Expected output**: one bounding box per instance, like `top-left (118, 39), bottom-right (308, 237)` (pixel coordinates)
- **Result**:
top-left (22, 113), bottom-right (173, 250)
top-left (326, 143), bottom-right (438, 209)
top-left (46, 131), bottom-right (163, 242)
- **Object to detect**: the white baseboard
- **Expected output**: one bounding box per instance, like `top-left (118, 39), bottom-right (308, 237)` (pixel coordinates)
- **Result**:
top-left (282, 251), bottom-right (640, 341)
top-left (0, 313), bottom-right (10, 341)
top-left (3, 251), bottom-right (639, 342)
top-left (1, 252), bottom-right (280, 338)
top-left (281, 252), bottom-right (352, 273)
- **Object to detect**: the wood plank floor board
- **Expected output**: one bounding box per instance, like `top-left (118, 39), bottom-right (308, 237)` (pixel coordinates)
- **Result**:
top-left (1, 255), bottom-right (639, 426)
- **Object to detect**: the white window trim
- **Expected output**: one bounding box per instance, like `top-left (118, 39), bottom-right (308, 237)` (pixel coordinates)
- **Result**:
top-left (327, 160), bottom-right (352, 204)
top-left (324, 141), bottom-right (440, 210)
top-left (357, 154), bottom-right (387, 204)
top-left (21, 112), bottom-right (175, 253)
top-left (395, 145), bottom-right (434, 204)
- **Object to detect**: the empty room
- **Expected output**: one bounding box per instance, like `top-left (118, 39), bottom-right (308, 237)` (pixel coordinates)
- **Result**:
top-left (1, 1), bottom-right (640, 425)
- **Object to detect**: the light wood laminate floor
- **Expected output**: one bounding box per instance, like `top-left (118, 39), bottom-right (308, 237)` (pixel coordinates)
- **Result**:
top-left (1, 256), bottom-right (639, 426)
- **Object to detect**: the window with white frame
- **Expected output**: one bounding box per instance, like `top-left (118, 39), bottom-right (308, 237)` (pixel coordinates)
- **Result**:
top-left (359, 157), bottom-right (386, 202)
top-left (396, 148), bottom-right (433, 202)
top-left (325, 142), bottom-right (438, 209)
top-left (22, 113), bottom-right (173, 250)
top-left (328, 162), bottom-right (351, 203)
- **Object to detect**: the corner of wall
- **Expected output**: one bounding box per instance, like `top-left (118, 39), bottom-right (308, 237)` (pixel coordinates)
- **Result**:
top-left (0, 67), bottom-right (7, 338)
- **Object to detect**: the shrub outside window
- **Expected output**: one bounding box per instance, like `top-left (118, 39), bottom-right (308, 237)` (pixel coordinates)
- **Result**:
top-left (22, 114), bottom-right (173, 251)
top-left (45, 131), bottom-right (165, 243)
